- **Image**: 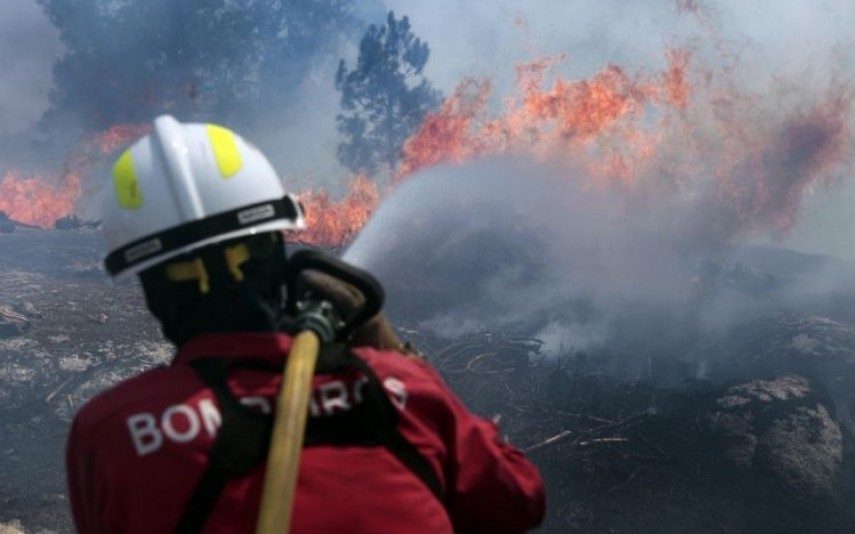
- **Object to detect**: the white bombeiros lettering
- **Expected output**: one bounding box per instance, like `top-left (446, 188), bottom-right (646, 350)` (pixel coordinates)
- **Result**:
top-left (161, 404), bottom-right (200, 443)
top-left (240, 396), bottom-right (272, 414)
top-left (319, 381), bottom-right (351, 413)
top-left (198, 398), bottom-right (221, 437)
top-left (383, 377), bottom-right (408, 410)
top-left (353, 375), bottom-right (369, 403)
top-left (127, 413), bottom-right (163, 456)
top-left (126, 376), bottom-right (408, 456)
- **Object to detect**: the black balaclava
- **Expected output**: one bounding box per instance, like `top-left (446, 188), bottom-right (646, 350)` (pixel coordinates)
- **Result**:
top-left (139, 232), bottom-right (292, 346)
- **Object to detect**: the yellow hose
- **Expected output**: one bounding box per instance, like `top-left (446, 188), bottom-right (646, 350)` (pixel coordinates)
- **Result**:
top-left (255, 330), bottom-right (320, 534)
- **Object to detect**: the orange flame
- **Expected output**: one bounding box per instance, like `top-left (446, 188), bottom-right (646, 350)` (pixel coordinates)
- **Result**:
top-left (295, 175), bottom-right (380, 248)
top-left (0, 123), bottom-right (145, 228)
top-left (94, 124), bottom-right (151, 155)
top-left (300, 47), bottom-right (851, 247)
top-left (713, 95), bottom-right (852, 235)
top-left (0, 171), bottom-right (82, 227)
top-left (393, 49), bottom-right (852, 239)
top-left (4, 45), bottom-right (849, 248)
top-left (399, 51), bottom-right (693, 185)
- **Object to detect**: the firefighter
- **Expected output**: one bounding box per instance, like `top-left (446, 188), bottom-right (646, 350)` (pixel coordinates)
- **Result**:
top-left (66, 115), bottom-right (545, 533)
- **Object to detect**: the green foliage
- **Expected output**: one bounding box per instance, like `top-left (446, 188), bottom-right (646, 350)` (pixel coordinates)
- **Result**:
top-left (335, 11), bottom-right (441, 175)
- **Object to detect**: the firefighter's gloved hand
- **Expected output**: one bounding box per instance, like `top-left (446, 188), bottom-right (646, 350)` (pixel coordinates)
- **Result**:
top-left (298, 270), bottom-right (419, 356)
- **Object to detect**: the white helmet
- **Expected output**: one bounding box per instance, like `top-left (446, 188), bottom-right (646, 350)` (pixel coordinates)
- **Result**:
top-left (103, 115), bottom-right (305, 277)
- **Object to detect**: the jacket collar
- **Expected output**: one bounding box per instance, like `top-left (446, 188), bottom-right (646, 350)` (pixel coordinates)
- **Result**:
top-left (173, 331), bottom-right (294, 366)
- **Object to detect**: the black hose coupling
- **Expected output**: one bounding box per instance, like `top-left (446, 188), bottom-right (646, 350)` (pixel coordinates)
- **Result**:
top-left (294, 299), bottom-right (342, 344)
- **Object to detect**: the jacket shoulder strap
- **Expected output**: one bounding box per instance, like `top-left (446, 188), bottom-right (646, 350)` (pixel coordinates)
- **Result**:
top-left (337, 347), bottom-right (445, 503)
top-left (175, 358), bottom-right (272, 533)
top-left (174, 348), bottom-right (445, 533)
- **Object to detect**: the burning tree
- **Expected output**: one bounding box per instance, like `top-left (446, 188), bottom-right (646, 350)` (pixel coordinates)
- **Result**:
top-left (335, 11), bottom-right (441, 176)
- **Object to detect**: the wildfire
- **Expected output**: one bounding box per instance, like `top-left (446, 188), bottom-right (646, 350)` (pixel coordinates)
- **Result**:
top-left (292, 45), bottom-right (850, 247)
top-left (399, 51), bottom-right (693, 185)
top-left (714, 96), bottom-right (852, 236)
top-left (0, 171), bottom-right (82, 228)
top-left (0, 123), bottom-right (145, 228)
top-left (294, 175), bottom-right (380, 248)
top-left (395, 49), bottom-right (852, 239)
top-left (2, 42), bottom-right (849, 246)
top-left (94, 124), bottom-right (151, 155)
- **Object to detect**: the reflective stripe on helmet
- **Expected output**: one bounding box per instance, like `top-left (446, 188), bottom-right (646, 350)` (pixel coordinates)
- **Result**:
top-left (104, 195), bottom-right (304, 276)
top-left (102, 115), bottom-right (306, 278)
top-left (206, 124), bottom-right (244, 179)
top-left (113, 149), bottom-right (143, 209)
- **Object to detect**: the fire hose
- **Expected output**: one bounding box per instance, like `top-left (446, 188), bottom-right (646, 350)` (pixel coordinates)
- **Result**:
top-left (255, 250), bottom-right (384, 534)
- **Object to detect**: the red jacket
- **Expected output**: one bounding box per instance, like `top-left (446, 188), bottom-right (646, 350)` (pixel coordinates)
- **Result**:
top-left (66, 332), bottom-right (545, 533)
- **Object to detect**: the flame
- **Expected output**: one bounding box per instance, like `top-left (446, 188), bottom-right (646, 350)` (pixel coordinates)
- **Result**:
top-left (3, 45), bottom-right (849, 247)
top-left (0, 124), bottom-right (145, 228)
top-left (713, 95), bottom-right (852, 235)
top-left (395, 49), bottom-right (852, 239)
top-left (94, 124), bottom-right (151, 155)
top-left (295, 47), bottom-right (851, 247)
top-left (295, 175), bottom-right (380, 248)
top-left (0, 171), bottom-right (82, 227)
top-left (400, 51), bottom-right (693, 183)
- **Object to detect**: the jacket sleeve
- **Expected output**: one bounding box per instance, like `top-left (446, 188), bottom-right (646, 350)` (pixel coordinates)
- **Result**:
top-left (66, 415), bottom-right (99, 534)
top-left (422, 366), bottom-right (546, 533)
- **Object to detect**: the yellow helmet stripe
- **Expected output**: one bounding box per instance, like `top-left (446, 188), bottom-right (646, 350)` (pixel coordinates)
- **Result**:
top-left (206, 124), bottom-right (243, 178)
top-left (113, 149), bottom-right (143, 209)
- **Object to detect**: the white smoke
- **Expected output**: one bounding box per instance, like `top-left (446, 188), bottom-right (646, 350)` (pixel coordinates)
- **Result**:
top-left (0, 0), bottom-right (61, 138)
top-left (345, 159), bottom-right (688, 346)
top-left (380, 0), bottom-right (855, 260)
top-left (345, 156), bottom-right (855, 375)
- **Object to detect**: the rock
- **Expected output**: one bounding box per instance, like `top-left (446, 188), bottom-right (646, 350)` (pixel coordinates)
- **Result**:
top-left (740, 314), bottom-right (855, 371)
top-left (710, 375), bottom-right (843, 498)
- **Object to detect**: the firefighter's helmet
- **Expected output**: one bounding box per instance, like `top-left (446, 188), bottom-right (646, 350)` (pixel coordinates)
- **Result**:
top-left (102, 115), bottom-right (305, 277)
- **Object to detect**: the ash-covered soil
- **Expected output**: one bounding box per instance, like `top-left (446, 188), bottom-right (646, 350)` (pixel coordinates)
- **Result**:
top-left (0, 229), bottom-right (168, 532)
top-left (417, 329), bottom-right (855, 533)
top-left (1, 229), bottom-right (855, 532)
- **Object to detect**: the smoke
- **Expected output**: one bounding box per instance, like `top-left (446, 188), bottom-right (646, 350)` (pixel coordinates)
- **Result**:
top-left (383, 0), bottom-right (855, 258)
top-left (345, 154), bottom-right (855, 382)
top-left (348, 5), bottom-right (853, 349)
top-left (345, 158), bottom-right (684, 333)
top-left (0, 0), bottom-right (61, 138)
top-left (0, 1), bottom-right (394, 225)
top-left (382, 1), bottom-right (854, 93)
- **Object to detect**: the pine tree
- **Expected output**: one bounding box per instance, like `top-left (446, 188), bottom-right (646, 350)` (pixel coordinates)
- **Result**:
top-left (335, 11), bottom-right (441, 176)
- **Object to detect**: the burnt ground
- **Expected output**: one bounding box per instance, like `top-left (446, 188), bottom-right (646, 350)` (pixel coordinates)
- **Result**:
top-left (1, 229), bottom-right (855, 532)
top-left (0, 229), bottom-right (168, 532)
